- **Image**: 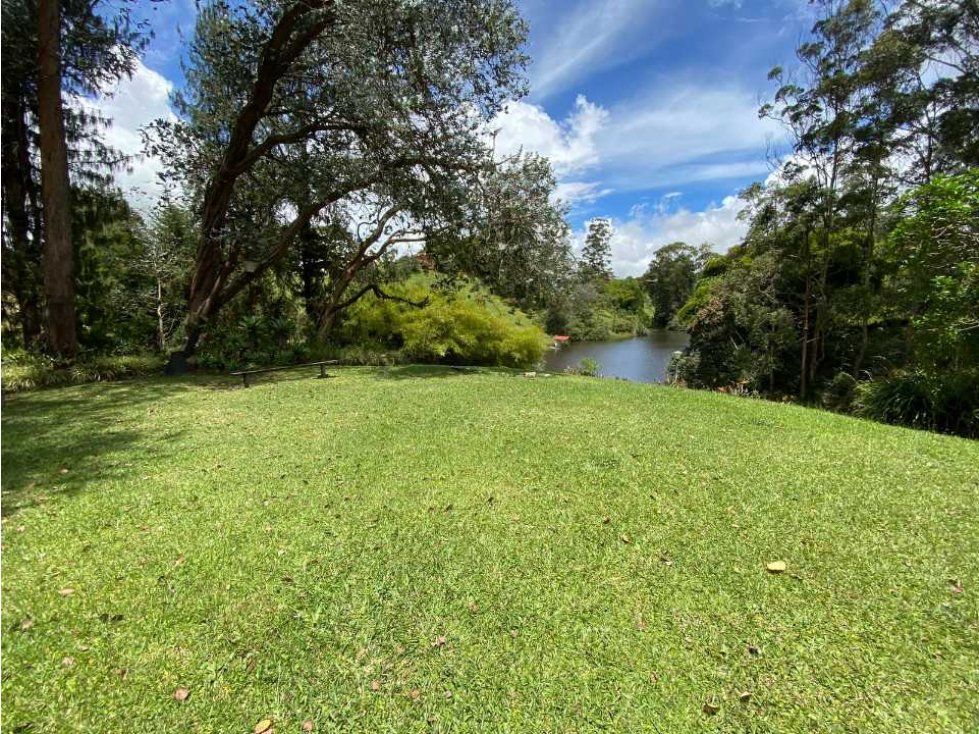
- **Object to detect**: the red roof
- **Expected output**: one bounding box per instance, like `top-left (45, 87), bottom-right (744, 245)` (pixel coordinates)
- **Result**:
top-left (552, 335), bottom-right (570, 342)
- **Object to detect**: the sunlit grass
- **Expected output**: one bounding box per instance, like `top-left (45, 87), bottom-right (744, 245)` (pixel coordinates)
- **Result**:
top-left (2, 367), bottom-right (977, 732)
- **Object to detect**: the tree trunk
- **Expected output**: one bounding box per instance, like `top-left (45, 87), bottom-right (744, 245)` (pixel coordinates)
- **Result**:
top-left (37, 0), bottom-right (76, 358)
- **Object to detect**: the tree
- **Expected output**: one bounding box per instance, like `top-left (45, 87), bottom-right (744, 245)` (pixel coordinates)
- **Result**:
top-left (37, 0), bottom-right (76, 357)
top-left (642, 242), bottom-right (711, 327)
top-left (580, 218), bottom-right (613, 280)
top-left (152, 0), bottom-right (529, 369)
top-left (425, 154), bottom-right (573, 311)
top-left (1, 0), bottom-right (147, 355)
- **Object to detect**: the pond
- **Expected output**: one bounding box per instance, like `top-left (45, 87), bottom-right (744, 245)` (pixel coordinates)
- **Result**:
top-left (542, 330), bottom-right (690, 383)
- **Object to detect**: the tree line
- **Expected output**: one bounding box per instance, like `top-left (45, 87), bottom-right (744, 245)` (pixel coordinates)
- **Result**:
top-left (667, 0), bottom-right (978, 436)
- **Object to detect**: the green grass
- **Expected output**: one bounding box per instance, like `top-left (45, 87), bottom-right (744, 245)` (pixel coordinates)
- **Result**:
top-left (2, 367), bottom-right (977, 732)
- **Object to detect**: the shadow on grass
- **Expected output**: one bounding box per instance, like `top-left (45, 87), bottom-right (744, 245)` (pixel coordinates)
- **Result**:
top-left (1, 380), bottom-right (191, 518)
top-left (369, 364), bottom-right (511, 381)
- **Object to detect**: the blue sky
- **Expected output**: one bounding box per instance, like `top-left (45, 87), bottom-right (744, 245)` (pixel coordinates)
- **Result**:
top-left (109, 0), bottom-right (815, 275)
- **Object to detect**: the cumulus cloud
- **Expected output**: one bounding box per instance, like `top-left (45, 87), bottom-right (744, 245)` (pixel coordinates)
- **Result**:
top-left (573, 193), bottom-right (748, 276)
top-left (492, 94), bottom-right (608, 177)
top-left (72, 58), bottom-right (176, 212)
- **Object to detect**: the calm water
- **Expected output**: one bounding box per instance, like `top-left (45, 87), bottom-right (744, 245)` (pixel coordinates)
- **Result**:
top-left (542, 330), bottom-right (690, 383)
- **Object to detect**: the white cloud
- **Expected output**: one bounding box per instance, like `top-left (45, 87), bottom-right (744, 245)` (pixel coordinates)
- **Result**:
top-left (492, 95), bottom-right (608, 177)
top-left (573, 193), bottom-right (748, 276)
top-left (72, 58), bottom-right (176, 212)
top-left (553, 181), bottom-right (614, 206)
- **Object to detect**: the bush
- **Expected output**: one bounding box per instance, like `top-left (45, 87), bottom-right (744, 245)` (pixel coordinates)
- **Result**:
top-left (1, 352), bottom-right (164, 393)
top-left (340, 275), bottom-right (548, 369)
top-left (853, 370), bottom-right (979, 438)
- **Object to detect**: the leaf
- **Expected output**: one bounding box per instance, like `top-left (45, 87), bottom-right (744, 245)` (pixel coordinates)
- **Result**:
top-left (173, 687), bottom-right (190, 702)
top-left (766, 561), bottom-right (787, 573)
top-left (739, 691), bottom-right (752, 703)
top-left (409, 688), bottom-right (421, 701)
top-left (432, 635), bottom-right (447, 648)
top-left (370, 680), bottom-right (381, 692)
top-left (302, 722), bottom-right (314, 732)
top-left (62, 656), bottom-right (75, 667)
top-left (20, 618), bottom-right (34, 631)
top-left (602, 515), bottom-right (611, 525)
top-left (620, 534), bottom-right (632, 544)
top-left (702, 701), bottom-right (720, 715)
top-left (58, 588), bottom-right (74, 597)
top-left (254, 718), bottom-right (273, 734)
top-left (747, 644), bottom-right (761, 657)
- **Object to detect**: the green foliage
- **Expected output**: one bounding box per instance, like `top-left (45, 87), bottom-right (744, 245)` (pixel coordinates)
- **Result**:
top-left (854, 369), bottom-right (979, 438)
top-left (563, 357), bottom-right (600, 377)
top-left (341, 274), bottom-right (547, 368)
top-left (643, 242), bottom-right (711, 327)
top-left (579, 218), bottom-right (613, 279)
top-left (1, 351), bottom-right (162, 392)
top-left (553, 277), bottom-right (652, 341)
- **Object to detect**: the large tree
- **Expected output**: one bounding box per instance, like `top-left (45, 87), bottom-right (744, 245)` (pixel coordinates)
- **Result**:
top-left (579, 217), bottom-right (613, 280)
top-left (152, 0), bottom-right (529, 369)
top-left (1, 0), bottom-right (147, 355)
top-left (643, 242), bottom-right (711, 328)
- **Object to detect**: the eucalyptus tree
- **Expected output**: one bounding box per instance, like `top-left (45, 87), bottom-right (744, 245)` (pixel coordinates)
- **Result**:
top-left (424, 153), bottom-right (574, 311)
top-left (151, 0), bottom-right (529, 368)
top-left (579, 217), bottom-right (613, 280)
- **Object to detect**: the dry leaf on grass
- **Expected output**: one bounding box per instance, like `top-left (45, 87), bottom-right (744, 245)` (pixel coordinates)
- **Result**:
top-left (173, 687), bottom-right (190, 702)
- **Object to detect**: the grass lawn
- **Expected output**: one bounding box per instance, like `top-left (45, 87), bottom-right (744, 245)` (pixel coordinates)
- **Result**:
top-left (2, 366), bottom-right (977, 732)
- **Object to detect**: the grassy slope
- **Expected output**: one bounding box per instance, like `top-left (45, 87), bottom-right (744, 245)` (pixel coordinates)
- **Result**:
top-left (2, 367), bottom-right (977, 733)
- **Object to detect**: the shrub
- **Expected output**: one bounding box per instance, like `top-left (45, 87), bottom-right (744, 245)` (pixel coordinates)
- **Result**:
top-left (1, 352), bottom-right (164, 393)
top-left (853, 370), bottom-right (979, 438)
top-left (340, 275), bottom-right (548, 368)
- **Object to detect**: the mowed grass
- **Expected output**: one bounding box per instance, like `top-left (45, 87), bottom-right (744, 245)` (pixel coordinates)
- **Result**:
top-left (2, 367), bottom-right (977, 733)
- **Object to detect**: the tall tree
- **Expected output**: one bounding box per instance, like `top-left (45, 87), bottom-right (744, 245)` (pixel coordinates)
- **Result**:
top-left (37, 0), bottom-right (76, 357)
top-left (579, 217), bottom-right (613, 280)
top-left (643, 242), bottom-right (710, 327)
top-left (152, 0), bottom-right (528, 369)
top-left (1, 0), bottom-right (147, 354)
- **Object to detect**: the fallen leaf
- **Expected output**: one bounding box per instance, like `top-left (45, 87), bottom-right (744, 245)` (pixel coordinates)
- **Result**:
top-left (20, 618), bottom-right (33, 631)
top-left (766, 561), bottom-right (787, 574)
top-left (602, 516), bottom-right (611, 525)
top-left (702, 701), bottom-right (720, 715)
top-left (467, 602), bottom-right (480, 614)
top-left (432, 635), bottom-right (447, 648)
top-left (62, 656), bottom-right (75, 667)
top-left (370, 680), bottom-right (381, 692)
top-left (510, 629), bottom-right (519, 639)
top-left (254, 719), bottom-right (273, 734)
top-left (444, 690), bottom-right (453, 700)
top-left (409, 688), bottom-right (421, 701)
top-left (302, 722), bottom-right (314, 733)
top-left (58, 588), bottom-right (74, 597)
top-left (173, 687), bottom-right (190, 702)
top-left (174, 555), bottom-right (186, 566)
top-left (739, 691), bottom-right (752, 703)
top-left (620, 534), bottom-right (632, 544)
top-left (116, 668), bottom-right (128, 679)
top-left (747, 644), bottom-right (761, 657)
top-left (951, 583), bottom-right (964, 594)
